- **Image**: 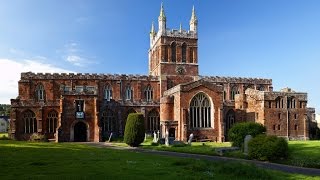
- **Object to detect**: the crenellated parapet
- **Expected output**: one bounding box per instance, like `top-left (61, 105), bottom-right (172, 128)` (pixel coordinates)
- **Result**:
top-left (200, 76), bottom-right (272, 85)
top-left (20, 72), bottom-right (159, 81)
top-left (245, 88), bottom-right (308, 101)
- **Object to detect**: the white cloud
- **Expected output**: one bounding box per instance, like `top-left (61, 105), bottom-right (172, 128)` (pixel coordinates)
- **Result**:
top-left (0, 59), bottom-right (74, 104)
top-left (66, 55), bottom-right (83, 67)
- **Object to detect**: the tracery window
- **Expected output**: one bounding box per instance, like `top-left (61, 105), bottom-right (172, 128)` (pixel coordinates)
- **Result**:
top-left (189, 93), bottom-right (212, 129)
top-left (23, 110), bottom-right (37, 133)
top-left (148, 109), bottom-right (160, 132)
top-left (101, 109), bottom-right (115, 132)
top-left (182, 43), bottom-right (187, 63)
top-left (47, 111), bottom-right (58, 133)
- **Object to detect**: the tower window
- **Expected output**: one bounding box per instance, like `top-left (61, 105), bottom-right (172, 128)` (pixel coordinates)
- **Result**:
top-left (171, 42), bottom-right (176, 62)
top-left (189, 47), bottom-right (193, 63)
top-left (182, 43), bottom-right (187, 63)
top-left (36, 84), bottom-right (45, 101)
top-left (164, 46), bottom-right (168, 62)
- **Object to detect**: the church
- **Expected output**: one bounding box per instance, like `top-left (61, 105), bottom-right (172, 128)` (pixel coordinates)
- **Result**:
top-left (9, 4), bottom-right (315, 142)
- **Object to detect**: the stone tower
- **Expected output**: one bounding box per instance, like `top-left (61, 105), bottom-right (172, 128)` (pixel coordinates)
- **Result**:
top-left (148, 4), bottom-right (199, 95)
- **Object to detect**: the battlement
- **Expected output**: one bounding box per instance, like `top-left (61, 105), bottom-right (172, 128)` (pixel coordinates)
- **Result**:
top-left (20, 72), bottom-right (159, 81)
top-left (245, 88), bottom-right (308, 101)
top-left (200, 76), bottom-right (272, 85)
top-left (150, 28), bottom-right (197, 48)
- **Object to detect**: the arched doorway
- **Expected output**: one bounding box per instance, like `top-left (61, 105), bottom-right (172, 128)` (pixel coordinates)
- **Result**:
top-left (225, 109), bottom-right (235, 141)
top-left (74, 121), bottom-right (87, 142)
top-left (169, 128), bottom-right (175, 139)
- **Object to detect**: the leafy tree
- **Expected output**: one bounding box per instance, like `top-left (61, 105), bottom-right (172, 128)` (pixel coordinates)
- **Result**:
top-left (228, 122), bottom-right (266, 149)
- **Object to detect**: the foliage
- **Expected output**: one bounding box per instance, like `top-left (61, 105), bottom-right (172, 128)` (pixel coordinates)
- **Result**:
top-left (248, 135), bottom-right (288, 161)
top-left (0, 104), bottom-right (10, 116)
top-left (29, 133), bottom-right (47, 142)
top-left (124, 113), bottom-right (145, 147)
top-left (0, 133), bottom-right (10, 140)
top-left (228, 122), bottom-right (266, 148)
top-left (0, 140), bottom-right (315, 180)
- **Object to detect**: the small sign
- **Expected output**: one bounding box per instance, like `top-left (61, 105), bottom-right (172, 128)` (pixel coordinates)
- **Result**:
top-left (76, 112), bottom-right (85, 119)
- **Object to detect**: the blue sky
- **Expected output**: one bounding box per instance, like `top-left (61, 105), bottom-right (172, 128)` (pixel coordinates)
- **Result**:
top-left (0, 0), bottom-right (319, 113)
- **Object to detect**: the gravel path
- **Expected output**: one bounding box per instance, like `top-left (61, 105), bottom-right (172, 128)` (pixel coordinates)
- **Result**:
top-left (84, 142), bottom-right (320, 177)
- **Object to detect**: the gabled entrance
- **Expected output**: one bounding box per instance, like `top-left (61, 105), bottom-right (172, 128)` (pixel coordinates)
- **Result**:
top-left (74, 121), bottom-right (87, 142)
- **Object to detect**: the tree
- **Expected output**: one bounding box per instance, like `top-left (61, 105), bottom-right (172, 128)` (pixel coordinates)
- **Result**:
top-left (124, 113), bottom-right (145, 147)
top-left (228, 122), bottom-right (266, 149)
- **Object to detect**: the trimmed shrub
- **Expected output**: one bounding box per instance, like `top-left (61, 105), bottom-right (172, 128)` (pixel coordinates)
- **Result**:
top-left (228, 122), bottom-right (266, 148)
top-left (124, 113), bottom-right (145, 147)
top-left (29, 133), bottom-right (47, 142)
top-left (248, 135), bottom-right (288, 161)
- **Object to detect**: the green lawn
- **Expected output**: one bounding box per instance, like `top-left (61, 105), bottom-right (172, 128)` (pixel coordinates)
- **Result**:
top-left (0, 140), bottom-right (317, 180)
top-left (138, 139), bottom-right (320, 168)
top-left (284, 141), bottom-right (320, 168)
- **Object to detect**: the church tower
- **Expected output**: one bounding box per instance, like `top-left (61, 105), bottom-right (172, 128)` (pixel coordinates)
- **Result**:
top-left (148, 4), bottom-right (199, 95)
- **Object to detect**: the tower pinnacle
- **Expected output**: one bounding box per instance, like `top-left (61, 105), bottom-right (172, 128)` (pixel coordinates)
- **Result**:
top-left (190, 5), bottom-right (198, 33)
top-left (158, 2), bottom-right (166, 33)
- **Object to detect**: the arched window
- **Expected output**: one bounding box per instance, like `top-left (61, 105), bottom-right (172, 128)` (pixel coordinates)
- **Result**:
top-left (104, 84), bottom-right (112, 101)
top-left (288, 97), bottom-right (296, 109)
top-left (23, 110), bottom-right (37, 133)
top-left (144, 85), bottom-right (153, 102)
top-left (182, 43), bottom-right (187, 63)
top-left (189, 47), bottom-right (194, 63)
top-left (47, 111), bottom-right (58, 133)
top-left (223, 91), bottom-right (226, 101)
top-left (148, 109), bottom-right (160, 132)
top-left (171, 42), bottom-right (176, 62)
top-left (226, 110), bottom-right (235, 133)
top-left (101, 109), bottom-right (115, 132)
top-left (230, 86), bottom-right (239, 101)
top-left (164, 46), bottom-right (168, 62)
top-left (125, 85), bottom-right (133, 100)
top-left (276, 97), bottom-right (283, 108)
top-left (36, 84), bottom-right (45, 101)
top-left (189, 93), bottom-right (212, 129)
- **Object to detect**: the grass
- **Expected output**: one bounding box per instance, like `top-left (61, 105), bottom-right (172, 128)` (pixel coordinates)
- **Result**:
top-left (125, 139), bottom-right (320, 168)
top-left (0, 140), bottom-right (317, 180)
top-left (282, 141), bottom-right (320, 168)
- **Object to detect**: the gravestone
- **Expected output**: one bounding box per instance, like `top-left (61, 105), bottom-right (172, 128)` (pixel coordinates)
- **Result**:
top-left (153, 131), bottom-right (157, 143)
top-left (157, 130), bottom-right (160, 142)
top-left (165, 130), bottom-right (169, 146)
top-left (243, 135), bottom-right (252, 155)
top-left (188, 133), bottom-right (194, 145)
top-left (108, 132), bottom-right (113, 142)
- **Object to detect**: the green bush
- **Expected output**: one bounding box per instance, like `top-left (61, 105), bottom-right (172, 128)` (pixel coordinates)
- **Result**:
top-left (228, 122), bottom-right (266, 148)
top-left (124, 113), bottom-right (145, 147)
top-left (29, 133), bottom-right (47, 142)
top-left (248, 135), bottom-right (288, 161)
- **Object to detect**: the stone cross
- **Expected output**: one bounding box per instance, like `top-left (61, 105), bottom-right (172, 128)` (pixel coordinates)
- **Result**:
top-left (188, 133), bottom-right (194, 145)
top-left (243, 135), bottom-right (252, 155)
